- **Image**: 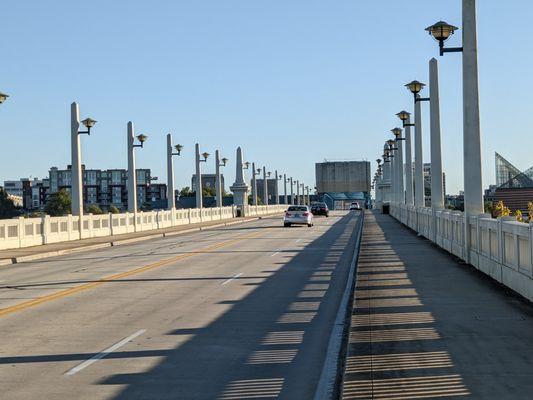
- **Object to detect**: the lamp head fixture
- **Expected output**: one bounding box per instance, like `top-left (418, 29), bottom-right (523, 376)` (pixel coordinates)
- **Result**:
top-left (405, 80), bottom-right (426, 95)
top-left (0, 92), bottom-right (9, 104)
top-left (425, 21), bottom-right (459, 42)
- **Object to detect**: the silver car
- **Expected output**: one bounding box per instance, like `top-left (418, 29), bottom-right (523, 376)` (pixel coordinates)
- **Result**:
top-left (284, 205), bottom-right (314, 227)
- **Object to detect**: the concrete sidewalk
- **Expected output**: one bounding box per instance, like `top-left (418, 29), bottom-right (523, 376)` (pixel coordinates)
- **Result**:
top-left (0, 215), bottom-right (275, 266)
top-left (341, 211), bottom-right (533, 399)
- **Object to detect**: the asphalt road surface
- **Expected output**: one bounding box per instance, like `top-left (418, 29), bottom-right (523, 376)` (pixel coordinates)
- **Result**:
top-left (0, 211), bottom-right (360, 400)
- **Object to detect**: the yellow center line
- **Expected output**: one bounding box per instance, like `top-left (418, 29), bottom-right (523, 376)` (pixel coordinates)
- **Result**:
top-left (0, 227), bottom-right (271, 318)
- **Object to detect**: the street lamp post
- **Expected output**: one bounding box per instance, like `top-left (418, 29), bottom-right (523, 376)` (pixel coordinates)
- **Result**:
top-left (429, 58), bottom-right (444, 210)
top-left (283, 174), bottom-right (288, 204)
top-left (195, 144), bottom-right (209, 210)
top-left (127, 122), bottom-right (148, 217)
top-left (289, 177), bottom-right (294, 205)
top-left (405, 81), bottom-right (430, 208)
top-left (397, 111), bottom-right (415, 206)
top-left (215, 150), bottom-right (228, 208)
top-left (392, 128), bottom-right (405, 205)
top-left (70, 102), bottom-right (97, 218)
top-left (166, 134), bottom-right (183, 210)
top-left (301, 183), bottom-right (305, 205)
top-left (262, 167), bottom-right (269, 205)
top-left (305, 186), bottom-right (310, 205)
top-left (251, 163), bottom-right (259, 206)
top-left (426, 1), bottom-right (483, 215)
top-left (274, 170), bottom-right (281, 204)
top-left (296, 180), bottom-right (300, 205)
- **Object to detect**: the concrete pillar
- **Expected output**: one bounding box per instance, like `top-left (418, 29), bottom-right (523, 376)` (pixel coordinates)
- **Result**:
top-left (391, 147), bottom-right (397, 204)
top-left (127, 122), bottom-right (137, 214)
top-left (195, 143), bottom-right (202, 209)
top-left (430, 58), bottom-right (444, 210)
top-left (414, 95), bottom-right (424, 207)
top-left (283, 174), bottom-right (288, 204)
top-left (252, 162), bottom-right (258, 206)
top-left (274, 170), bottom-right (279, 204)
top-left (166, 134), bottom-right (175, 210)
top-left (230, 147), bottom-right (249, 208)
top-left (262, 166), bottom-right (268, 205)
top-left (215, 150), bottom-right (222, 208)
top-left (462, 0), bottom-right (483, 215)
top-left (398, 138), bottom-right (404, 204)
top-left (405, 118), bottom-right (414, 206)
top-left (290, 177), bottom-right (294, 205)
top-left (71, 102), bottom-right (83, 217)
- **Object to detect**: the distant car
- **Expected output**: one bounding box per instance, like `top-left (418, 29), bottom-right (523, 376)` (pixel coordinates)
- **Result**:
top-left (284, 205), bottom-right (314, 227)
top-left (310, 202), bottom-right (329, 217)
top-left (349, 202), bottom-right (362, 211)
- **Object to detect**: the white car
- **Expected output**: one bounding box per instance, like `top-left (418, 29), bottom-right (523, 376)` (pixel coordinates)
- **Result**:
top-left (349, 202), bottom-right (362, 210)
top-left (284, 205), bottom-right (314, 227)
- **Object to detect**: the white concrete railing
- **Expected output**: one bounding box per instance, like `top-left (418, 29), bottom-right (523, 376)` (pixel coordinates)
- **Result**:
top-left (0, 204), bottom-right (288, 251)
top-left (389, 203), bottom-right (533, 302)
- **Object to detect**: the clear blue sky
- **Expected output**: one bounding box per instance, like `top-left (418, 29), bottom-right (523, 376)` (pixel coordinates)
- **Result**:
top-left (0, 1), bottom-right (531, 194)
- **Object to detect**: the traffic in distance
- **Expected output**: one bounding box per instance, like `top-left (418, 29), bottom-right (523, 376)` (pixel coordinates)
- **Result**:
top-left (283, 201), bottom-right (361, 228)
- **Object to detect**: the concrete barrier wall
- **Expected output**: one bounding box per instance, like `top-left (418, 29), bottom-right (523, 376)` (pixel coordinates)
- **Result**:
top-left (390, 203), bottom-right (533, 302)
top-left (0, 204), bottom-right (288, 251)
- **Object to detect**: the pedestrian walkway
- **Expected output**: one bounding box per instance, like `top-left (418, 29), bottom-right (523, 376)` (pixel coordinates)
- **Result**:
top-left (341, 211), bottom-right (533, 399)
top-left (0, 215), bottom-right (271, 266)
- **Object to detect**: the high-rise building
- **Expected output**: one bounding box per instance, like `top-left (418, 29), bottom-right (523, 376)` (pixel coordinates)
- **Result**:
top-left (48, 166), bottom-right (166, 211)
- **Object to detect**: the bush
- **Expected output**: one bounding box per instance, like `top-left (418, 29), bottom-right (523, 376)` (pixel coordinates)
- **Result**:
top-left (109, 205), bottom-right (120, 214)
top-left (87, 204), bottom-right (104, 215)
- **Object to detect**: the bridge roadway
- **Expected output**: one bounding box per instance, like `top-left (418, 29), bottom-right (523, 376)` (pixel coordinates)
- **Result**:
top-left (0, 211), bottom-right (360, 400)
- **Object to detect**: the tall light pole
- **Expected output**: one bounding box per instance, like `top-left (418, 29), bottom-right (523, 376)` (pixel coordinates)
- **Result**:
top-left (215, 150), bottom-right (228, 208)
top-left (295, 180), bottom-right (300, 205)
top-left (262, 167), bottom-right (268, 205)
top-left (289, 177), bottom-right (294, 205)
top-left (392, 128), bottom-right (405, 204)
top-left (429, 58), bottom-right (444, 210)
top-left (405, 81), bottom-right (430, 207)
top-left (251, 163), bottom-right (259, 206)
top-left (306, 186), bottom-right (310, 205)
top-left (283, 174), bottom-right (288, 204)
top-left (426, 2), bottom-right (483, 215)
top-left (70, 102), bottom-right (97, 217)
top-left (274, 170), bottom-right (281, 204)
top-left (167, 135), bottom-right (183, 210)
top-left (300, 183), bottom-right (305, 205)
top-left (397, 111), bottom-right (415, 206)
top-left (127, 123), bottom-right (148, 214)
top-left (195, 144), bottom-right (209, 210)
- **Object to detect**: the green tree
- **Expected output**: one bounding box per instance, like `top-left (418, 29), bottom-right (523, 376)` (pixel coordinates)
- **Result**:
top-left (179, 187), bottom-right (194, 197)
top-left (87, 204), bottom-right (104, 215)
top-left (494, 201), bottom-right (510, 218)
top-left (0, 188), bottom-right (18, 219)
top-left (109, 205), bottom-right (120, 214)
top-left (140, 201), bottom-right (152, 211)
top-left (44, 189), bottom-right (72, 216)
top-left (202, 187), bottom-right (216, 197)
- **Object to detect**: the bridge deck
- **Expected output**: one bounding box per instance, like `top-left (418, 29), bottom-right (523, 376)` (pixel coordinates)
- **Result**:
top-left (342, 210), bottom-right (533, 400)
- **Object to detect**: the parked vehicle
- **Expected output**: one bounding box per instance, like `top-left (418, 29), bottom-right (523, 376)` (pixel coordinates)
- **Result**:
top-left (349, 202), bottom-right (362, 211)
top-left (284, 206), bottom-right (314, 227)
top-left (310, 202), bottom-right (329, 217)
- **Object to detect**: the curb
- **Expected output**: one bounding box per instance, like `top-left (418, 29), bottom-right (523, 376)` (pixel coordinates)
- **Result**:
top-left (313, 211), bottom-right (365, 400)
